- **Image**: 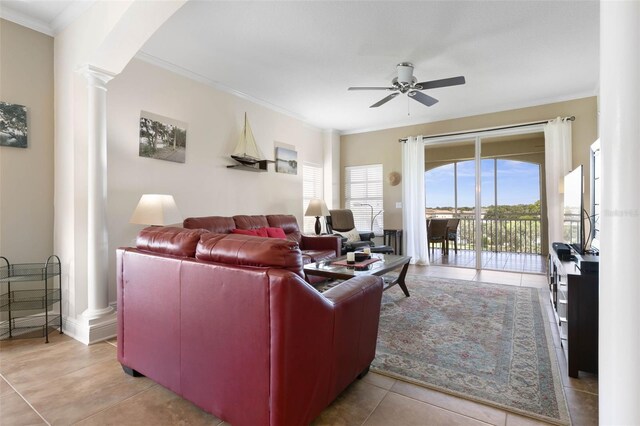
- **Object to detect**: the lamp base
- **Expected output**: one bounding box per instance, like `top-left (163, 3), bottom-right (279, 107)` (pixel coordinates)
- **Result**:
top-left (314, 216), bottom-right (321, 235)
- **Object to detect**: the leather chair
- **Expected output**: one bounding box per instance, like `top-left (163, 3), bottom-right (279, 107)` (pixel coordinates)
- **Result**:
top-left (325, 209), bottom-right (375, 254)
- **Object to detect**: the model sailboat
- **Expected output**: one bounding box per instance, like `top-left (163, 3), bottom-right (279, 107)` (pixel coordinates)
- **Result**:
top-left (231, 113), bottom-right (264, 166)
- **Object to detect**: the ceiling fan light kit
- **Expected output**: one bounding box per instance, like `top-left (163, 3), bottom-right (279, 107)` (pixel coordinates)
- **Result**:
top-left (348, 62), bottom-right (465, 109)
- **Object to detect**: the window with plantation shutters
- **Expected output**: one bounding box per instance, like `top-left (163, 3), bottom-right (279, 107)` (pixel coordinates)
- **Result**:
top-left (344, 164), bottom-right (384, 236)
top-left (302, 163), bottom-right (323, 234)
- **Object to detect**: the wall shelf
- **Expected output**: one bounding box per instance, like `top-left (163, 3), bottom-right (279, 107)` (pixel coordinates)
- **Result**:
top-left (227, 159), bottom-right (273, 173)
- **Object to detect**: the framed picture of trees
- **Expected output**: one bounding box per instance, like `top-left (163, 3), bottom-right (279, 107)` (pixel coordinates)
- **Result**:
top-left (0, 101), bottom-right (28, 148)
top-left (139, 111), bottom-right (187, 163)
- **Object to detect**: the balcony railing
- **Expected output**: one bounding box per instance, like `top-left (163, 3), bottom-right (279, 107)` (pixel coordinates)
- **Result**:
top-left (438, 215), bottom-right (542, 255)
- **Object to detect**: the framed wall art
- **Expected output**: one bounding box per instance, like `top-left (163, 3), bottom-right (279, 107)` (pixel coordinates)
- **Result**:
top-left (139, 111), bottom-right (187, 163)
top-left (0, 101), bottom-right (28, 148)
top-left (275, 146), bottom-right (297, 175)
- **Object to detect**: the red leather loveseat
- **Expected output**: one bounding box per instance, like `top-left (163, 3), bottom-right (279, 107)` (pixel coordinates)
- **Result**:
top-left (117, 226), bottom-right (383, 426)
top-left (183, 214), bottom-right (340, 265)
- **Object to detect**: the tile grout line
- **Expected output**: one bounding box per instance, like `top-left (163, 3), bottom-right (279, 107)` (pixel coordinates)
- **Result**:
top-left (563, 384), bottom-right (599, 397)
top-left (70, 383), bottom-right (159, 425)
top-left (379, 387), bottom-right (498, 426)
top-left (0, 372), bottom-right (51, 426)
top-left (359, 385), bottom-right (391, 426)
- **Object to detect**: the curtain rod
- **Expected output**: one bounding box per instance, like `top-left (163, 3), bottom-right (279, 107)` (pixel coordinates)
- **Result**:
top-left (398, 116), bottom-right (575, 143)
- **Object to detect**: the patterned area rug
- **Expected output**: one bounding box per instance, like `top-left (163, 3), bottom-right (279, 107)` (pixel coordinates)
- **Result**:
top-left (372, 275), bottom-right (570, 425)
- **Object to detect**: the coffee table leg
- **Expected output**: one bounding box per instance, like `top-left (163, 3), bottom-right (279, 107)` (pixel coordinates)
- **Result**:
top-left (396, 262), bottom-right (410, 297)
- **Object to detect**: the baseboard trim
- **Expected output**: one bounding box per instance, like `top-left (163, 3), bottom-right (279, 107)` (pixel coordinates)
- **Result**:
top-left (63, 313), bottom-right (117, 345)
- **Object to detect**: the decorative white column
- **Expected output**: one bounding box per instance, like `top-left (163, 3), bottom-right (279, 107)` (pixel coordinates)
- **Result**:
top-left (80, 65), bottom-right (116, 321)
top-left (600, 1), bottom-right (640, 424)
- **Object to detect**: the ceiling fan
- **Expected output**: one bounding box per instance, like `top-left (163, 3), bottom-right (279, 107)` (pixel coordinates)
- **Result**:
top-left (348, 62), bottom-right (466, 108)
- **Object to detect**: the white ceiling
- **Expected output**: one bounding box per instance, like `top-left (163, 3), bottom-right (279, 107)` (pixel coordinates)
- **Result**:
top-left (2, 1), bottom-right (600, 134)
top-left (0, 0), bottom-right (94, 36)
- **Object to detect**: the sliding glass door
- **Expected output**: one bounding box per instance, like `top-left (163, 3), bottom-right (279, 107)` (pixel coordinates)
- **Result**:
top-left (424, 130), bottom-right (545, 272)
top-left (425, 139), bottom-right (476, 267)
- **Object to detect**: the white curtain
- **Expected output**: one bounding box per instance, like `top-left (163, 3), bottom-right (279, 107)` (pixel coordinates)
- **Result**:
top-left (402, 136), bottom-right (429, 265)
top-left (544, 117), bottom-right (572, 251)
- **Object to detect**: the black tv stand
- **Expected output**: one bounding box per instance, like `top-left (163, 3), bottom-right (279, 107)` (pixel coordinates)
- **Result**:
top-left (548, 248), bottom-right (599, 378)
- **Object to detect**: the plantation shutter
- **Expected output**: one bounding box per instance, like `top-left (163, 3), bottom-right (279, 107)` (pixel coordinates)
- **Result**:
top-left (344, 164), bottom-right (384, 235)
top-left (303, 163), bottom-right (323, 234)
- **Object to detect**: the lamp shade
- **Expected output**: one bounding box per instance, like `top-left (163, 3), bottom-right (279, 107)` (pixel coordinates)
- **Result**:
top-left (130, 194), bottom-right (182, 226)
top-left (304, 198), bottom-right (329, 217)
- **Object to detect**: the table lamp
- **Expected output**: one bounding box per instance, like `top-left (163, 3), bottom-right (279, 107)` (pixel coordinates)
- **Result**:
top-left (130, 194), bottom-right (182, 226)
top-left (305, 198), bottom-right (330, 235)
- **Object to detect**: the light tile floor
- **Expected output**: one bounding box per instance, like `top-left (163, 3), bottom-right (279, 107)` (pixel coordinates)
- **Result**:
top-left (428, 249), bottom-right (548, 274)
top-left (0, 266), bottom-right (597, 425)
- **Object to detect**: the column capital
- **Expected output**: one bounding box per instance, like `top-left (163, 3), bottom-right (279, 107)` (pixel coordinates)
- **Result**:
top-left (77, 64), bottom-right (117, 90)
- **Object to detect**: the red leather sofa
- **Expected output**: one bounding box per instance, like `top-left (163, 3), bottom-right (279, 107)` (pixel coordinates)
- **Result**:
top-left (117, 226), bottom-right (383, 426)
top-left (183, 214), bottom-right (341, 265)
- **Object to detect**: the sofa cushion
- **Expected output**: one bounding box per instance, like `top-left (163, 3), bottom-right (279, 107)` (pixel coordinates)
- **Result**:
top-left (233, 215), bottom-right (270, 230)
top-left (183, 216), bottom-right (236, 234)
top-left (266, 215), bottom-right (302, 243)
top-left (265, 227), bottom-right (287, 239)
top-left (196, 233), bottom-right (304, 278)
top-left (136, 226), bottom-right (207, 257)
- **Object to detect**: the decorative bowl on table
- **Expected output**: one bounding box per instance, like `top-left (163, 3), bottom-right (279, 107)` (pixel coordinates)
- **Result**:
top-left (354, 252), bottom-right (370, 262)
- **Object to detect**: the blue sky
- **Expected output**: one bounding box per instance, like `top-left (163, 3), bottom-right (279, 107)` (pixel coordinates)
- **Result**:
top-left (425, 159), bottom-right (540, 208)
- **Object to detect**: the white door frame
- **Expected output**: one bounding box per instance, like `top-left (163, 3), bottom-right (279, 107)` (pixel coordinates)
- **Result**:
top-left (422, 123), bottom-right (545, 269)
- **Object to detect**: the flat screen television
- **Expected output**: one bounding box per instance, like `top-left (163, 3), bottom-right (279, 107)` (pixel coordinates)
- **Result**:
top-left (563, 165), bottom-right (584, 254)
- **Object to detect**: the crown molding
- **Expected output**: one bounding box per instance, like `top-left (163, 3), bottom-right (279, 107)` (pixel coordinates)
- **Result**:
top-left (134, 51), bottom-right (324, 133)
top-left (50, 1), bottom-right (95, 35)
top-left (0, 6), bottom-right (54, 36)
top-left (0, 1), bottom-right (96, 36)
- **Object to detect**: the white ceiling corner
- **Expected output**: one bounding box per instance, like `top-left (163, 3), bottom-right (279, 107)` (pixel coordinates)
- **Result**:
top-left (0, 0), bottom-right (95, 36)
top-left (3, 1), bottom-right (600, 134)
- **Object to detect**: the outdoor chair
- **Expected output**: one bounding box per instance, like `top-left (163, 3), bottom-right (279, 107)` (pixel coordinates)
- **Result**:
top-left (427, 218), bottom-right (449, 257)
top-left (446, 218), bottom-right (460, 254)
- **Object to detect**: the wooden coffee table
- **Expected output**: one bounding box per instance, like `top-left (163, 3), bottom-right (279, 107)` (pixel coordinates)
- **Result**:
top-left (304, 253), bottom-right (411, 297)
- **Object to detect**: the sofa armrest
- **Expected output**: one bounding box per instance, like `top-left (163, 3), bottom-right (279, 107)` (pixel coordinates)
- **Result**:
top-left (322, 275), bottom-right (383, 396)
top-left (358, 231), bottom-right (375, 241)
top-left (300, 234), bottom-right (341, 257)
top-left (267, 272), bottom-right (382, 425)
top-left (344, 240), bottom-right (375, 252)
top-left (322, 275), bottom-right (382, 305)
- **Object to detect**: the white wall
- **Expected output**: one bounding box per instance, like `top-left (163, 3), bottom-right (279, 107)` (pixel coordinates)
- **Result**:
top-left (53, 0), bottom-right (185, 342)
top-left (0, 19), bottom-right (54, 264)
top-left (323, 129), bottom-right (340, 210)
top-left (106, 58), bottom-right (324, 303)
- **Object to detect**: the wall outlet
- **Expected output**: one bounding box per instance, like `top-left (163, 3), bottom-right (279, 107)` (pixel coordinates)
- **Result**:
top-left (396, 202), bottom-right (402, 208)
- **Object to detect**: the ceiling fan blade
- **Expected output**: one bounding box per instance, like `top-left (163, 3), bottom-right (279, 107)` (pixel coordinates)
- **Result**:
top-left (370, 92), bottom-right (400, 108)
top-left (415, 76), bottom-right (466, 90)
top-left (409, 91), bottom-right (439, 107)
top-left (348, 86), bottom-right (395, 91)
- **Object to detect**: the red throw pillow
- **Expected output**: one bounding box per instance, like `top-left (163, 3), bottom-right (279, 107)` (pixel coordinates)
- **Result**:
top-left (265, 227), bottom-right (287, 239)
top-left (231, 228), bottom-right (269, 237)
top-left (254, 227), bottom-right (269, 238)
top-left (231, 228), bottom-right (258, 236)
